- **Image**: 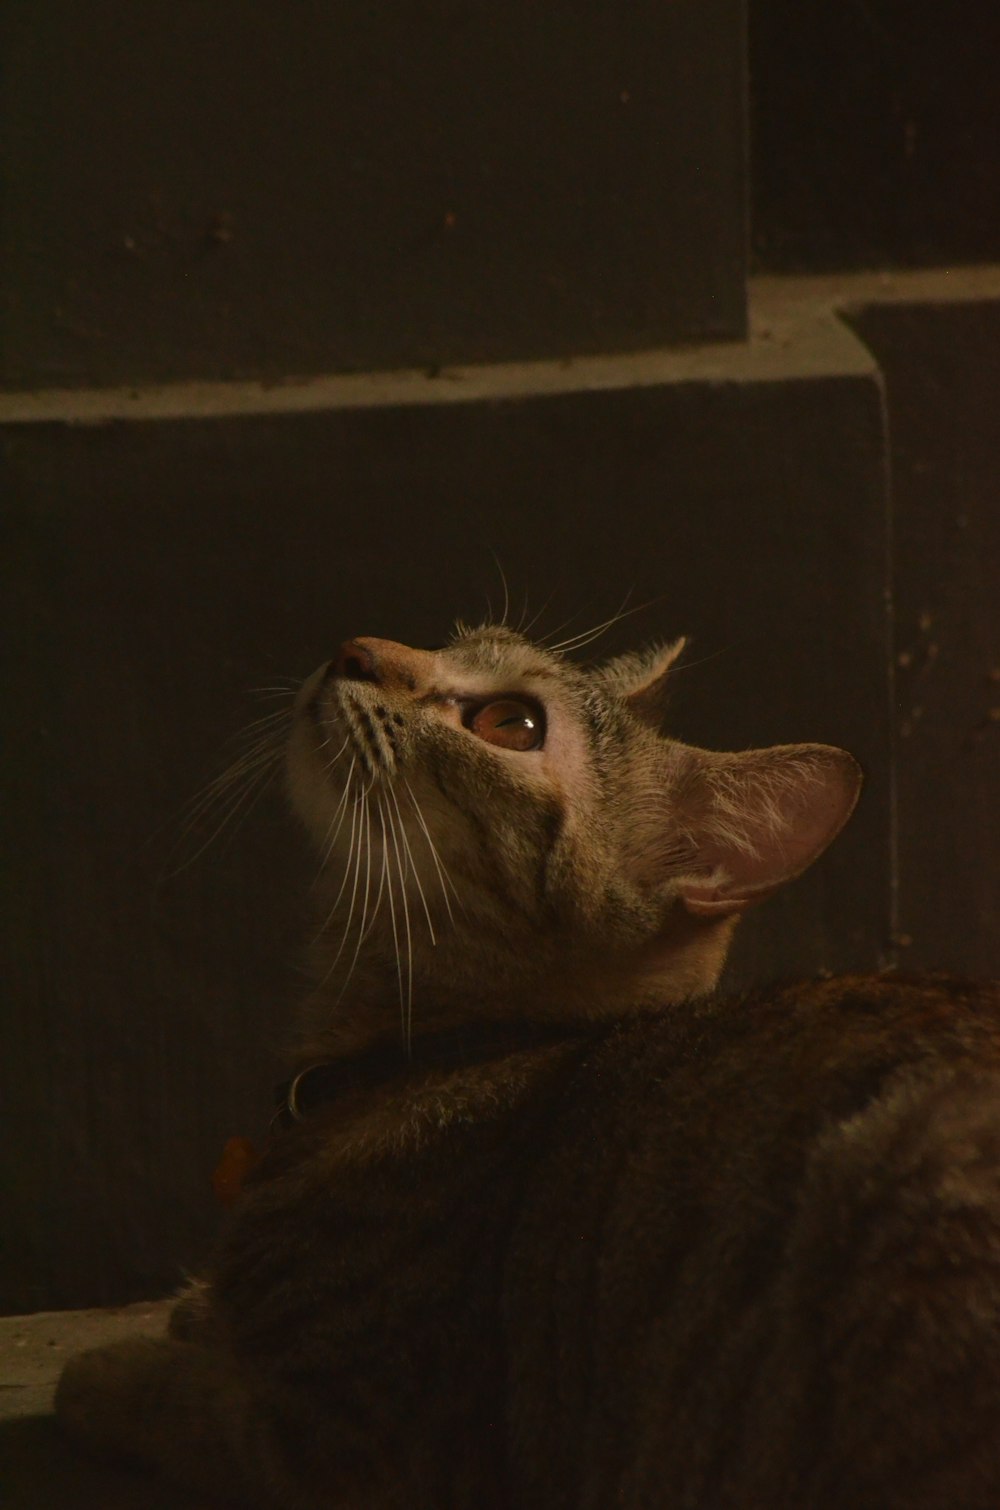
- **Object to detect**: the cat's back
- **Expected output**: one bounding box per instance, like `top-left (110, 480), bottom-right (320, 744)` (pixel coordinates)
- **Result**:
top-left (506, 973), bottom-right (1000, 1510)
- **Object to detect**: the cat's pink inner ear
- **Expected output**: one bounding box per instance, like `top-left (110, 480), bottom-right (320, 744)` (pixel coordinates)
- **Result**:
top-left (676, 744), bottom-right (863, 917)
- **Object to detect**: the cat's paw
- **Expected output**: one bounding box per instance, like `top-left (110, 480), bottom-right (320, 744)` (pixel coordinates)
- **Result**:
top-left (55, 1337), bottom-right (164, 1460)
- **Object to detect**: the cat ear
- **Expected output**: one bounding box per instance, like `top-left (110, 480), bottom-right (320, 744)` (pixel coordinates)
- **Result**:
top-left (657, 743), bottom-right (862, 917)
top-left (598, 638), bottom-right (688, 727)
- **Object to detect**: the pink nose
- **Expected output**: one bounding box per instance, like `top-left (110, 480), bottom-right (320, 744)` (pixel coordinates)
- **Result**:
top-left (331, 637), bottom-right (431, 693)
top-left (334, 639), bottom-right (378, 683)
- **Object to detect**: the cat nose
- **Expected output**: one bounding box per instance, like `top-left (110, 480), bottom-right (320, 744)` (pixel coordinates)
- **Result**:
top-left (334, 639), bottom-right (379, 683)
top-left (332, 637), bottom-right (430, 692)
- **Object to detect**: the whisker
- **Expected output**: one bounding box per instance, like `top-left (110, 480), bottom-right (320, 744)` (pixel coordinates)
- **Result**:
top-left (210, 764), bottom-right (281, 855)
top-left (158, 734), bottom-right (284, 875)
top-left (247, 681), bottom-right (300, 697)
top-left (402, 777), bottom-right (461, 925)
top-left (518, 587), bottom-right (559, 639)
top-left (172, 761), bottom-right (275, 855)
top-left (387, 782), bottom-right (436, 945)
top-left (183, 738), bottom-right (282, 814)
top-left (313, 756), bottom-right (357, 879)
top-left (337, 789), bottom-right (376, 997)
top-left (323, 781), bottom-right (371, 985)
top-left (378, 797), bottom-right (406, 1044)
top-left (546, 590), bottom-right (636, 653)
top-left (359, 802), bottom-right (388, 947)
top-left (490, 549), bottom-right (511, 628)
top-left (163, 760), bottom-right (280, 878)
top-left (234, 709), bottom-right (294, 739)
top-left (660, 642), bottom-right (735, 676)
top-left (223, 717), bottom-right (292, 761)
top-left (534, 592), bottom-right (596, 647)
top-left (317, 732), bottom-right (349, 761)
top-left (313, 768), bottom-right (362, 938)
top-left (551, 592), bottom-right (667, 656)
top-left (383, 792), bottom-right (414, 1048)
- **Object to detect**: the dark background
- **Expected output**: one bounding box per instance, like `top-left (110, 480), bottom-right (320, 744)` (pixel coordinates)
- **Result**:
top-left (750, 1), bottom-right (1000, 270)
top-left (2, 1), bottom-right (998, 1313)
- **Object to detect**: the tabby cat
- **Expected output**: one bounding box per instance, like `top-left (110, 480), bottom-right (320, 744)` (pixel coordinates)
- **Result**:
top-left (57, 623), bottom-right (1000, 1508)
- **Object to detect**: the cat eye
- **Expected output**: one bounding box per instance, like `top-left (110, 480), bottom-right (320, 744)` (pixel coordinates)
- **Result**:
top-left (465, 699), bottom-right (545, 752)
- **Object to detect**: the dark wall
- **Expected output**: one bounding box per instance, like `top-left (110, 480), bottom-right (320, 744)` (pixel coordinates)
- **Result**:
top-left (849, 300), bottom-right (1000, 978)
top-left (0, 0), bottom-right (746, 388)
top-left (750, 2), bottom-right (1000, 270)
top-left (7, 0), bottom-right (1000, 369)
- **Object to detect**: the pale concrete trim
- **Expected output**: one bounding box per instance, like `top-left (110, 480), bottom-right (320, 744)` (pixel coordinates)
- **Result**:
top-left (3, 265), bottom-right (998, 428)
top-left (753, 263), bottom-right (1000, 315)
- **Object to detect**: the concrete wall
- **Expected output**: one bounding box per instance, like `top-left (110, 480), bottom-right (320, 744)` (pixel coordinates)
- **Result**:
top-left (750, 1), bottom-right (1000, 269)
top-left (1, 0), bottom-right (746, 387)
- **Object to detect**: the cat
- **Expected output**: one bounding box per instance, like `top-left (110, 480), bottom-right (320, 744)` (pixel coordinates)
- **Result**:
top-left (56, 622), bottom-right (1000, 1508)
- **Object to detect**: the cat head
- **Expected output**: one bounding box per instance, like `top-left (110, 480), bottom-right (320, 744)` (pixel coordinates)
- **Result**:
top-left (287, 624), bottom-right (861, 1041)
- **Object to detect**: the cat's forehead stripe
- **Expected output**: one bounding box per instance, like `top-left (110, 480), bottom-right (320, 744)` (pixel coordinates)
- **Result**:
top-left (445, 631), bottom-right (566, 681)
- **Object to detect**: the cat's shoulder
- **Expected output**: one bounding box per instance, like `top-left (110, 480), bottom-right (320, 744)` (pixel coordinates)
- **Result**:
top-left (553, 970), bottom-right (1000, 1153)
top-left (514, 971), bottom-right (1000, 1265)
top-left (599, 969), bottom-right (1000, 1068)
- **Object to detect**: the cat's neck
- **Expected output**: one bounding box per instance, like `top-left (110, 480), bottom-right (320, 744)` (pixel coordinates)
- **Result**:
top-left (293, 912), bottom-right (736, 1068)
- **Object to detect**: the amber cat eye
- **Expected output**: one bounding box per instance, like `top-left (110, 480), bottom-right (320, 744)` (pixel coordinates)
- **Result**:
top-left (465, 699), bottom-right (545, 751)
